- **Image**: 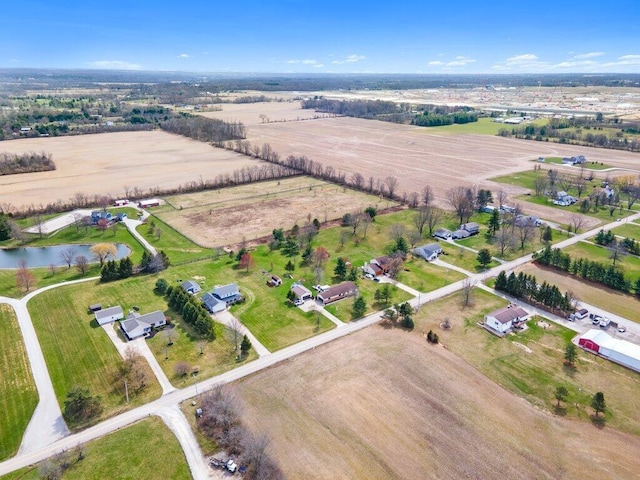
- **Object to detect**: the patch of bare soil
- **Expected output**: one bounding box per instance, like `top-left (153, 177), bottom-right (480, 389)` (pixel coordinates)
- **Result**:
top-left (237, 326), bottom-right (640, 480)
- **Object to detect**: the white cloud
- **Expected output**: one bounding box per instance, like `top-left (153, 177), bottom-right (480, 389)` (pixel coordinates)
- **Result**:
top-left (286, 58), bottom-right (321, 65)
top-left (618, 54), bottom-right (640, 61)
top-left (87, 60), bottom-right (141, 70)
top-left (492, 53), bottom-right (549, 72)
top-left (572, 51), bottom-right (604, 59)
top-left (505, 53), bottom-right (539, 63)
top-left (555, 60), bottom-right (598, 68)
top-left (302, 59), bottom-right (318, 65)
top-left (177, 53), bottom-right (190, 59)
top-left (332, 54), bottom-right (366, 64)
top-left (426, 56), bottom-right (475, 68)
top-left (313, 64), bottom-right (324, 68)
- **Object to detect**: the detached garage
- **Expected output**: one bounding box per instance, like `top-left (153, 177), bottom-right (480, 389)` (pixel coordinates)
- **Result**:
top-left (94, 305), bottom-right (124, 325)
top-left (578, 329), bottom-right (640, 373)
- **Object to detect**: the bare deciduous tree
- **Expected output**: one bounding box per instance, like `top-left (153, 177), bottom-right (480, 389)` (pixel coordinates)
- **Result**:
top-left (447, 186), bottom-right (474, 224)
top-left (569, 214), bottom-right (585, 234)
top-left (59, 246), bottom-right (78, 269)
top-left (407, 192), bottom-right (419, 208)
top-left (226, 317), bottom-right (244, 354)
top-left (421, 185), bottom-right (434, 207)
top-left (350, 172), bottom-right (365, 190)
top-left (174, 362), bottom-right (191, 377)
top-left (407, 229), bottom-right (422, 248)
top-left (461, 278), bottom-right (477, 307)
top-left (16, 259), bottom-right (36, 293)
top-left (517, 223), bottom-right (536, 250)
top-left (495, 226), bottom-right (514, 256)
top-left (533, 175), bottom-right (548, 196)
top-left (388, 223), bottom-right (406, 242)
top-left (383, 176), bottom-right (399, 199)
top-left (75, 255), bottom-right (89, 275)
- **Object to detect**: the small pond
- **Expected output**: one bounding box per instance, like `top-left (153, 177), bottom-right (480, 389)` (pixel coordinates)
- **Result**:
top-left (0, 244), bottom-right (131, 269)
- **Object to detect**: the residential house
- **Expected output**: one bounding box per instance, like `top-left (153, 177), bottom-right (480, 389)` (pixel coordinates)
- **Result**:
top-left (91, 210), bottom-right (113, 225)
top-left (562, 155), bottom-right (586, 165)
top-left (484, 305), bottom-right (529, 334)
top-left (94, 305), bottom-right (124, 325)
top-left (514, 215), bottom-right (542, 227)
top-left (364, 256), bottom-right (391, 277)
top-left (120, 310), bottom-right (167, 340)
top-left (412, 243), bottom-right (443, 262)
top-left (460, 222), bottom-right (480, 235)
top-left (451, 229), bottom-right (470, 239)
top-left (433, 228), bottom-right (452, 240)
top-left (212, 283), bottom-right (242, 305)
top-left (291, 283), bottom-right (313, 302)
top-left (181, 280), bottom-right (202, 295)
top-left (201, 292), bottom-right (226, 313)
top-left (317, 282), bottom-right (358, 305)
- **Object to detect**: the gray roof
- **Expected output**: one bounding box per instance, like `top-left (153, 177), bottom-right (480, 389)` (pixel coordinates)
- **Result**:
top-left (414, 243), bottom-right (442, 258)
top-left (318, 282), bottom-right (358, 300)
top-left (95, 305), bottom-right (123, 320)
top-left (488, 306), bottom-right (529, 324)
top-left (181, 280), bottom-right (201, 292)
top-left (202, 292), bottom-right (226, 312)
top-left (121, 310), bottom-right (166, 339)
top-left (212, 283), bottom-right (239, 299)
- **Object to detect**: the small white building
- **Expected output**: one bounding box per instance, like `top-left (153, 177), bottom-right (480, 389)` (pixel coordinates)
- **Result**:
top-left (94, 305), bottom-right (124, 325)
top-left (484, 305), bottom-right (529, 334)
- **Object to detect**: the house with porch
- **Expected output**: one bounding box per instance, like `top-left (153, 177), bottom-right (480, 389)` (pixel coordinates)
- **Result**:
top-left (484, 305), bottom-right (529, 334)
top-left (212, 283), bottom-right (242, 305)
top-left (120, 310), bottom-right (167, 340)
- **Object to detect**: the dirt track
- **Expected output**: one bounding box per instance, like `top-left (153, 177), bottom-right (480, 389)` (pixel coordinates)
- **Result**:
top-left (0, 131), bottom-right (261, 210)
top-left (237, 326), bottom-right (640, 480)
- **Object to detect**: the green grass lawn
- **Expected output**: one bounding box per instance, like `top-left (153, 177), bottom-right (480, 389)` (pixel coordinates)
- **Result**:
top-left (324, 282), bottom-right (413, 322)
top-left (396, 257), bottom-right (466, 291)
top-left (0, 305), bottom-right (38, 461)
top-left (28, 279), bottom-right (162, 430)
top-left (417, 117), bottom-right (547, 135)
top-left (136, 215), bottom-right (212, 265)
top-left (562, 241), bottom-right (640, 283)
top-left (0, 263), bottom-right (102, 299)
top-left (414, 288), bottom-right (640, 435)
top-left (612, 221), bottom-right (640, 239)
top-left (538, 156), bottom-right (612, 170)
top-left (0, 417), bottom-right (190, 480)
top-left (523, 194), bottom-right (635, 224)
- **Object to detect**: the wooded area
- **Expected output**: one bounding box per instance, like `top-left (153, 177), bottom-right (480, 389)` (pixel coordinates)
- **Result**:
top-left (0, 151), bottom-right (55, 175)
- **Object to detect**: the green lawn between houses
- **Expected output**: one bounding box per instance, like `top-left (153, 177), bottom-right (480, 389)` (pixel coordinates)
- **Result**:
top-left (0, 305), bottom-right (38, 461)
top-left (562, 240), bottom-right (640, 284)
top-left (413, 288), bottom-right (640, 435)
top-left (0, 417), bottom-right (190, 480)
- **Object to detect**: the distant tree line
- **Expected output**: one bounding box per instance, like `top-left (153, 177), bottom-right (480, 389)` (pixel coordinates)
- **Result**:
top-left (411, 110), bottom-right (477, 127)
top-left (499, 117), bottom-right (640, 152)
top-left (532, 245), bottom-right (634, 293)
top-left (0, 151), bottom-right (55, 175)
top-left (160, 115), bottom-right (246, 145)
top-left (301, 98), bottom-right (410, 123)
top-left (494, 270), bottom-right (573, 314)
top-left (165, 284), bottom-right (216, 340)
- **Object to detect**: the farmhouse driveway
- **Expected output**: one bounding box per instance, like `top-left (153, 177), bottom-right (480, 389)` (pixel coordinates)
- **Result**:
top-left (299, 300), bottom-right (345, 327)
top-left (122, 218), bottom-right (157, 255)
top-left (101, 324), bottom-right (176, 395)
top-left (157, 405), bottom-right (215, 480)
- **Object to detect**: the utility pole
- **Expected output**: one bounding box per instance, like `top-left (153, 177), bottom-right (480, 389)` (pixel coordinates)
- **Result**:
top-left (124, 380), bottom-right (129, 404)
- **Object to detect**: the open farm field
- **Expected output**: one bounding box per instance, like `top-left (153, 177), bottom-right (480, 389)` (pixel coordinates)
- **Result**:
top-left (0, 305), bottom-right (37, 461)
top-left (0, 131), bottom-right (262, 210)
top-left (517, 263), bottom-right (640, 322)
top-left (0, 417), bottom-right (190, 480)
top-left (236, 320), bottom-right (640, 480)
top-left (157, 177), bottom-right (394, 247)
top-left (243, 115), bottom-right (640, 226)
top-left (195, 100), bottom-right (326, 126)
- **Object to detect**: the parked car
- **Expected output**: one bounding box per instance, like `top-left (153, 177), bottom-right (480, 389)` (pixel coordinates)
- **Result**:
top-left (294, 299), bottom-right (304, 306)
top-left (618, 325), bottom-right (627, 333)
top-left (599, 317), bottom-right (611, 328)
top-left (226, 459), bottom-right (238, 473)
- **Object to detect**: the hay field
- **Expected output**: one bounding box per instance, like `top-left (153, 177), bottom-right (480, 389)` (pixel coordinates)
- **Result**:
top-left (195, 101), bottom-right (327, 126)
top-left (237, 326), bottom-right (640, 480)
top-left (0, 131), bottom-right (262, 209)
top-left (157, 177), bottom-right (394, 247)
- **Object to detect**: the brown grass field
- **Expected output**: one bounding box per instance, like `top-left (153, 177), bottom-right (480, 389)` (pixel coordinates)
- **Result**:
top-left (196, 101), bottom-right (329, 126)
top-left (0, 131), bottom-right (262, 210)
top-left (156, 177), bottom-right (395, 247)
top-left (237, 325), bottom-right (640, 480)
top-left (206, 103), bottom-right (640, 226)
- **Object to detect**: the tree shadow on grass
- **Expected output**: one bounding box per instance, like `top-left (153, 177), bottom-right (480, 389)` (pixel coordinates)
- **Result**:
top-left (553, 405), bottom-right (567, 417)
top-left (590, 414), bottom-right (606, 429)
top-left (562, 363), bottom-right (577, 378)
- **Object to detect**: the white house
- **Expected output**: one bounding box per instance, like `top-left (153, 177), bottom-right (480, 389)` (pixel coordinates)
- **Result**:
top-left (94, 305), bottom-right (124, 326)
top-left (212, 283), bottom-right (242, 304)
top-left (120, 310), bottom-right (167, 340)
top-left (412, 243), bottom-right (443, 262)
top-left (484, 305), bottom-right (529, 334)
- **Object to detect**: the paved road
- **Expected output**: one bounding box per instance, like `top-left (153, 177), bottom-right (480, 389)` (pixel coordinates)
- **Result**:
top-left (157, 405), bottom-right (214, 480)
top-left (122, 218), bottom-right (157, 256)
top-left (299, 300), bottom-right (345, 328)
top-left (2, 210), bottom-right (640, 475)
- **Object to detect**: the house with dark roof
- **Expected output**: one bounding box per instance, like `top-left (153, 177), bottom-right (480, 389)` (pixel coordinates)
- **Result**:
top-left (201, 292), bottom-right (226, 313)
top-left (460, 222), bottom-right (480, 235)
top-left (363, 256), bottom-right (391, 277)
top-left (433, 228), bottom-right (452, 240)
top-left (451, 229), bottom-right (470, 239)
top-left (317, 282), bottom-right (358, 305)
top-left (412, 243), bottom-right (443, 262)
top-left (181, 280), bottom-right (202, 295)
top-left (120, 310), bottom-right (166, 340)
top-left (94, 305), bottom-right (124, 325)
top-left (484, 305), bottom-right (529, 334)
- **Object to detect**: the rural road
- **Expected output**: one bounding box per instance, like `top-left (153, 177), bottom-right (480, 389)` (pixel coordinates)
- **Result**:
top-left (2, 211), bottom-right (640, 475)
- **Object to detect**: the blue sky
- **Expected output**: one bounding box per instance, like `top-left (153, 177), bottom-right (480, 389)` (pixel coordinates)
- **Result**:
top-left (1, 1), bottom-right (639, 73)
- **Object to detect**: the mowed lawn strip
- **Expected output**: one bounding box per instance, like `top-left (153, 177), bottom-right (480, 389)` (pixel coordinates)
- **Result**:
top-left (28, 279), bottom-right (162, 426)
top-left (0, 417), bottom-right (190, 480)
top-left (0, 305), bottom-right (38, 460)
top-left (612, 221), bottom-right (640, 239)
top-left (135, 215), bottom-right (211, 264)
top-left (562, 240), bottom-right (640, 283)
top-left (414, 288), bottom-right (640, 435)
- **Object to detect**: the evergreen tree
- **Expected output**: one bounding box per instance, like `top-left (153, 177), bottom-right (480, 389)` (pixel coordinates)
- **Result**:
top-left (477, 248), bottom-right (492, 268)
top-left (542, 226), bottom-right (553, 243)
top-left (118, 257), bottom-right (133, 279)
top-left (352, 296), bottom-right (367, 318)
top-left (334, 257), bottom-right (348, 280)
top-left (564, 343), bottom-right (578, 367)
top-left (488, 208), bottom-right (501, 236)
top-left (240, 335), bottom-right (252, 356)
top-left (494, 271), bottom-right (508, 291)
top-left (155, 278), bottom-right (168, 294)
top-left (347, 267), bottom-right (359, 282)
top-left (394, 236), bottom-right (409, 254)
top-left (591, 391), bottom-right (606, 417)
top-left (140, 250), bottom-right (151, 271)
top-left (285, 260), bottom-right (295, 272)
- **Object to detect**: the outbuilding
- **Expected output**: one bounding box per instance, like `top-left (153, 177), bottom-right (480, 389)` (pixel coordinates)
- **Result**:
top-left (181, 280), bottom-right (202, 294)
top-left (578, 329), bottom-right (640, 373)
top-left (94, 305), bottom-right (124, 325)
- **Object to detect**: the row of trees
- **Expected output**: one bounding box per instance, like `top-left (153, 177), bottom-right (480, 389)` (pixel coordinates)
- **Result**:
top-left (0, 151), bottom-right (55, 175)
top-left (411, 111), bottom-right (477, 127)
top-left (165, 285), bottom-right (216, 340)
top-left (382, 302), bottom-right (415, 329)
top-left (301, 97), bottom-right (409, 122)
top-left (494, 270), bottom-right (573, 314)
top-left (533, 245), bottom-right (634, 293)
top-left (100, 257), bottom-right (133, 282)
top-left (140, 250), bottom-right (170, 273)
top-left (161, 115), bottom-right (246, 145)
top-left (594, 229), bottom-right (640, 255)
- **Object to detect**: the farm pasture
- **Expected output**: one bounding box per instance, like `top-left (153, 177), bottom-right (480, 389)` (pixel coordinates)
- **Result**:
top-left (0, 131), bottom-right (262, 210)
